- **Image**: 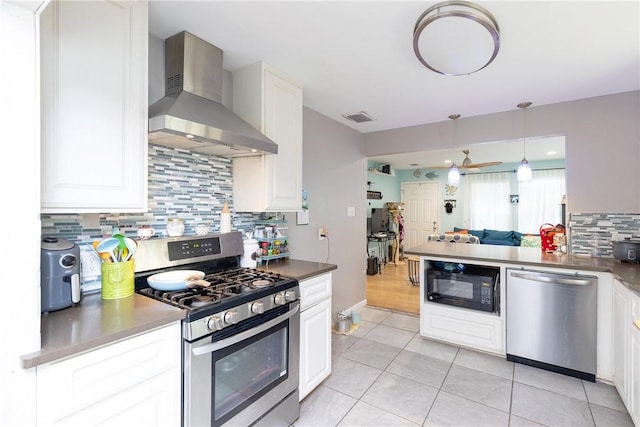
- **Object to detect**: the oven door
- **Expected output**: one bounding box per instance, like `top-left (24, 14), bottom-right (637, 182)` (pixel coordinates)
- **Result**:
top-left (427, 270), bottom-right (496, 312)
top-left (184, 301), bottom-right (300, 427)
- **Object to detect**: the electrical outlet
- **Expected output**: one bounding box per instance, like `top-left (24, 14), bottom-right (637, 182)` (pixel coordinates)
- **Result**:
top-left (80, 245), bottom-right (102, 281)
top-left (318, 225), bottom-right (328, 240)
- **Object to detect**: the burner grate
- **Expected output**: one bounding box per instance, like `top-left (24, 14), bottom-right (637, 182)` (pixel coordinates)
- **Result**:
top-left (139, 268), bottom-right (286, 311)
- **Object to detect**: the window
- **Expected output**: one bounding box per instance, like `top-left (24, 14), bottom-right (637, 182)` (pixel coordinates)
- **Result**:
top-left (463, 172), bottom-right (512, 230)
top-left (518, 169), bottom-right (566, 233)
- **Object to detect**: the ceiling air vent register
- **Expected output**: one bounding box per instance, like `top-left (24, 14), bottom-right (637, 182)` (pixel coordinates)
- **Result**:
top-left (342, 111), bottom-right (375, 123)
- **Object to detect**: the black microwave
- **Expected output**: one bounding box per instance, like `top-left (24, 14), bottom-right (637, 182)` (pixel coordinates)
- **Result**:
top-left (425, 261), bottom-right (500, 313)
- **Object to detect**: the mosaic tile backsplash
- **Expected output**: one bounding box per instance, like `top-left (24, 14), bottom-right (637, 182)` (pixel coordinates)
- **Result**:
top-left (569, 213), bottom-right (640, 256)
top-left (40, 144), bottom-right (273, 244)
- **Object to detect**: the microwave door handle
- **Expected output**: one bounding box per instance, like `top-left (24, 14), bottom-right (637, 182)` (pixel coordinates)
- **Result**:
top-left (192, 303), bottom-right (300, 356)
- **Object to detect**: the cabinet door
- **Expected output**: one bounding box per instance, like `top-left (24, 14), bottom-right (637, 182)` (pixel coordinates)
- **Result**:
top-left (612, 279), bottom-right (629, 401)
top-left (629, 293), bottom-right (640, 426)
top-left (40, 0), bottom-right (148, 213)
top-left (37, 323), bottom-right (181, 425)
top-left (299, 299), bottom-right (332, 400)
top-left (262, 67), bottom-right (303, 211)
top-left (232, 63), bottom-right (302, 212)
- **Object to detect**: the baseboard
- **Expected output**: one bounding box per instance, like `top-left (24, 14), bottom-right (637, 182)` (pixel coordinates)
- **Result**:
top-left (345, 299), bottom-right (367, 313)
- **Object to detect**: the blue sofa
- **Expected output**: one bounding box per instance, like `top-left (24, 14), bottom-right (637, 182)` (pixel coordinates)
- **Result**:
top-left (453, 227), bottom-right (526, 246)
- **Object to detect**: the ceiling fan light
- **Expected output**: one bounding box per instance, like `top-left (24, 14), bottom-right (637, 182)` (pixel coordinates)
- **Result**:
top-left (448, 163), bottom-right (461, 186)
top-left (413, 1), bottom-right (500, 76)
top-left (517, 158), bottom-right (532, 182)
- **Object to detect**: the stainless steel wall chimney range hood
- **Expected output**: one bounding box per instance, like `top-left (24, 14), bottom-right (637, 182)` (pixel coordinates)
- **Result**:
top-left (148, 31), bottom-right (278, 156)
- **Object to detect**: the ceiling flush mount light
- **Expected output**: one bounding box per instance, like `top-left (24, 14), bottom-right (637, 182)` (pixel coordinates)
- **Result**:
top-left (447, 114), bottom-right (461, 186)
top-left (413, 1), bottom-right (500, 76)
top-left (517, 101), bottom-right (533, 182)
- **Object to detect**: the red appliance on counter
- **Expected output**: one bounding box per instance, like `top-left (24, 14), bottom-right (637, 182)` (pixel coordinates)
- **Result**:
top-left (134, 232), bottom-right (299, 427)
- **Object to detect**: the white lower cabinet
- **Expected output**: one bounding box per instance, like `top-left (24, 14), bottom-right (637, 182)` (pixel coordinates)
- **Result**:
top-left (299, 273), bottom-right (332, 400)
top-left (612, 279), bottom-right (630, 402)
top-left (36, 322), bottom-right (181, 426)
top-left (629, 292), bottom-right (640, 426)
top-left (612, 278), bottom-right (640, 426)
top-left (421, 302), bottom-right (504, 354)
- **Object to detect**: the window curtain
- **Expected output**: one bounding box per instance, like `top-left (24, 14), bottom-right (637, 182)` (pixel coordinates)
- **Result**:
top-left (463, 172), bottom-right (512, 230)
top-left (518, 169), bottom-right (566, 234)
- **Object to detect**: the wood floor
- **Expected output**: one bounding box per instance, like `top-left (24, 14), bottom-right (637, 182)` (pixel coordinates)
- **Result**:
top-left (365, 259), bottom-right (420, 315)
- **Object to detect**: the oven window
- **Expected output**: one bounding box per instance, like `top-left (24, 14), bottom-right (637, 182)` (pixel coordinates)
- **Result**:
top-left (213, 323), bottom-right (288, 424)
top-left (436, 277), bottom-right (474, 300)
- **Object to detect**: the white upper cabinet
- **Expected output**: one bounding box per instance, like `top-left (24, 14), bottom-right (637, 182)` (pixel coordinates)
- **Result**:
top-left (232, 62), bottom-right (303, 212)
top-left (40, 0), bottom-right (148, 213)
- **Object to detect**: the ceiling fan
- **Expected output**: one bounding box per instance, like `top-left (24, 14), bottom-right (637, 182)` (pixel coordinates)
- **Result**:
top-left (426, 149), bottom-right (502, 170)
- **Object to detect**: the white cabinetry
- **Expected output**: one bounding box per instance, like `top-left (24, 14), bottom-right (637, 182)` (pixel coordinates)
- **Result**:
top-left (419, 258), bottom-right (505, 355)
top-left (628, 291), bottom-right (640, 426)
top-left (232, 62), bottom-right (303, 212)
top-left (611, 278), bottom-right (640, 426)
top-left (299, 273), bottom-right (332, 400)
top-left (36, 322), bottom-right (181, 426)
top-left (40, 0), bottom-right (148, 213)
top-left (612, 279), bottom-right (630, 402)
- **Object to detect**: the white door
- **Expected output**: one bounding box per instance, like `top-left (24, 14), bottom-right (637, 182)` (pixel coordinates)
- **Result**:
top-left (402, 181), bottom-right (439, 249)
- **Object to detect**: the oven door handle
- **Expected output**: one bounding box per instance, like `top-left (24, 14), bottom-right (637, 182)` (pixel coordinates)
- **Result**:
top-left (192, 303), bottom-right (300, 356)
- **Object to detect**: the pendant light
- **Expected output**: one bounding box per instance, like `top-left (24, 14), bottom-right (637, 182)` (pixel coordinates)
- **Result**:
top-left (517, 102), bottom-right (532, 182)
top-left (447, 114), bottom-right (461, 186)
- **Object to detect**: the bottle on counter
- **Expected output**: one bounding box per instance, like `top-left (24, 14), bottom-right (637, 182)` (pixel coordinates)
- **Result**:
top-left (220, 201), bottom-right (231, 233)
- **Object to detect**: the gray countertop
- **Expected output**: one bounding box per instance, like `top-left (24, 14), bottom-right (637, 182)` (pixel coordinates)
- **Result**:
top-left (22, 259), bottom-right (335, 370)
top-left (21, 293), bottom-right (185, 369)
top-left (406, 242), bottom-right (640, 295)
top-left (257, 258), bottom-right (338, 280)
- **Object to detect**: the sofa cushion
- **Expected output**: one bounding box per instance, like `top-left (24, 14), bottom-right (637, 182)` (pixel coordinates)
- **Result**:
top-left (513, 231), bottom-right (526, 245)
top-left (427, 234), bottom-right (480, 244)
top-left (484, 229), bottom-right (514, 241)
top-left (467, 229), bottom-right (485, 240)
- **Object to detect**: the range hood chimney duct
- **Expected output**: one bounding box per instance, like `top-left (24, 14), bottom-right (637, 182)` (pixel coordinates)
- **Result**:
top-left (148, 31), bottom-right (278, 156)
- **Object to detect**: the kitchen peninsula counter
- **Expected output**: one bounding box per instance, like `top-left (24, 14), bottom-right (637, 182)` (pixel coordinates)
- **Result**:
top-left (21, 293), bottom-right (185, 369)
top-left (258, 258), bottom-right (337, 280)
top-left (406, 242), bottom-right (640, 295)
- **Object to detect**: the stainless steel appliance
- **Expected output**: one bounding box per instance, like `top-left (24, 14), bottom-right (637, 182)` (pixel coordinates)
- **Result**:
top-left (506, 269), bottom-right (597, 381)
top-left (134, 232), bottom-right (299, 427)
top-left (148, 31), bottom-right (278, 157)
top-left (425, 261), bottom-right (499, 313)
top-left (612, 237), bottom-right (640, 263)
top-left (41, 237), bottom-right (81, 313)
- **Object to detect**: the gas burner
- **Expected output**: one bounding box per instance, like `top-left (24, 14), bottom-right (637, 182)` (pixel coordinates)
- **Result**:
top-left (252, 279), bottom-right (273, 288)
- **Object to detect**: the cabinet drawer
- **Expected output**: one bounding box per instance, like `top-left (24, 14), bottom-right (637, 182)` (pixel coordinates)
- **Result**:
top-left (299, 273), bottom-right (332, 310)
top-left (37, 323), bottom-right (180, 421)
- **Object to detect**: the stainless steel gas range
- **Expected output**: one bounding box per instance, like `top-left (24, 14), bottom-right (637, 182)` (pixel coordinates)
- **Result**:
top-left (134, 232), bottom-right (300, 427)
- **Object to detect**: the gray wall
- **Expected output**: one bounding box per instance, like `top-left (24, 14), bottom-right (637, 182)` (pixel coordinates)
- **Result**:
top-left (363, 91), bottom-right (640, 215)
top-left (287, 108), bottom-right (367, 312)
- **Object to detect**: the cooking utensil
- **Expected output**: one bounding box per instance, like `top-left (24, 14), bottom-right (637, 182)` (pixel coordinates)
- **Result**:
top-left (96, 238), bottom-right (119, 263)
top-left (123, 237), bottom-right (137, 262)
top-left (147, 270), bottom-right (206, 291)
top-left (92, 240), bottom-right (112, 263)
top-left (113, 234), bottom-right (127, 261)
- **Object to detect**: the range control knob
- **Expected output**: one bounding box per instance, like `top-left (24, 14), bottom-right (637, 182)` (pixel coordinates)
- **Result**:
top-left (284, 290), bottom-right (297, 302)
top-left (207, 316), bottom-right (224, 331)
top-left (251, 301), bottom-right (264, 314)
top-left (224, 310), bottom-right (239, 325)
top-left (274, 293), bottom-right (286, 306)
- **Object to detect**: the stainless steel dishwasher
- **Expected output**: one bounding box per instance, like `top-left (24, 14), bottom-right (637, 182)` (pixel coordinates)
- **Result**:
top-left (506, 269), bottom-right (597, 381)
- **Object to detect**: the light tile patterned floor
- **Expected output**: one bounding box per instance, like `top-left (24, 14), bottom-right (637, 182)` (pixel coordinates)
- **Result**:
top-left (294, 307), bottom-right (634, 427)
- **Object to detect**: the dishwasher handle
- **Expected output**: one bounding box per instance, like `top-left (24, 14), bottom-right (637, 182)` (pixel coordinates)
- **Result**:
top-left (509, 271), bottom-right (594, 286)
